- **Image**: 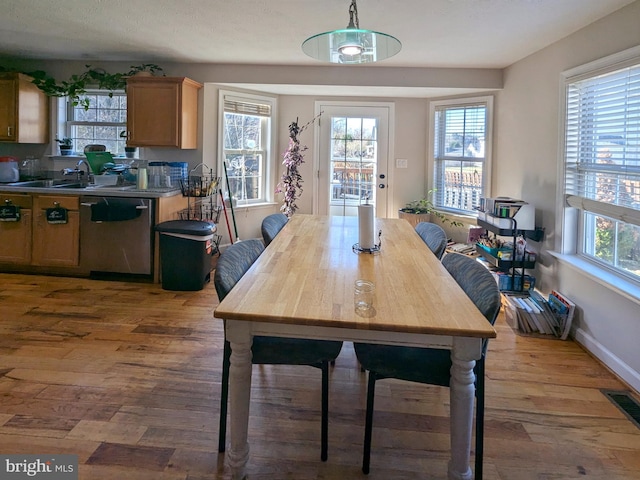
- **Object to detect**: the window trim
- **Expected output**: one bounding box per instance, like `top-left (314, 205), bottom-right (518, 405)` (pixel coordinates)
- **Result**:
top-left (217, 89), bottom-right (277, 207)
top-left (428, 95), bottom-right (494, 216)
top-left (558, 44), bottom-right (640, 289)
top-left (62, 89), bottom-right (127, 154)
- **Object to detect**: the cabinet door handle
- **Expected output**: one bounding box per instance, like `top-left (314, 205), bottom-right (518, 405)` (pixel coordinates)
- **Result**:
top-left (7, 126), bottom-right (12, 136)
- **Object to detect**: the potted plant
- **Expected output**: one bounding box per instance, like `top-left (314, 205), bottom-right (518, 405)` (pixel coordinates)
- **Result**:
top-left (120, 130), bottom-right (137, 158)
top-left (399, 190), bottom-right (463, 227)
top-left (126, 64), bottom-right (165, 77)
top-left (56, 137), bottom-right (73, 156)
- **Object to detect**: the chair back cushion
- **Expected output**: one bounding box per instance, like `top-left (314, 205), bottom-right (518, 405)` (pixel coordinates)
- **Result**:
top-left (261, 213), bottom-right (288, 246)
top-left (214, 239), bottom-right (265, 301)
top-left (415, 222), bottom-right (448, 259)
top-left (442, 252), bottom-right (501, 324)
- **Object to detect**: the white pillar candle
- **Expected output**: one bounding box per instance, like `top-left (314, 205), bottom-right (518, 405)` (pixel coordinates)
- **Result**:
top-left (358, 204), bottom-right (375, 250)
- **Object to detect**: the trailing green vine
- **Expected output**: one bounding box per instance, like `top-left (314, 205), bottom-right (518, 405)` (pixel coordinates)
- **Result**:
top-left (1, 63), bottom-right (163, 110)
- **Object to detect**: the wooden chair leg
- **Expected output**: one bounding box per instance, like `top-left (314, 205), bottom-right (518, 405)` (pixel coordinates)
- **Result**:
top-left (475, 359), bottom-right (485, 480)
top-left (218, 340), bottom-right (231, 453)
top-left (362, 371), bottom-right (377, 474)
top-left (321, 360), bottom-right (329, 461)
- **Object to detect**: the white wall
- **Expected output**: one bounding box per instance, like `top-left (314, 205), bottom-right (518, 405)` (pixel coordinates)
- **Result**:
top-left (496, 1), bottom-right (640, 391)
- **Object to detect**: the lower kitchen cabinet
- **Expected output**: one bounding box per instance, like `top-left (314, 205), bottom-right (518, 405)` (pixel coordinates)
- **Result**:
top-left (31, 195), bottom-right (80, 267)
top-left (0, 192), bottom-right (32, 264)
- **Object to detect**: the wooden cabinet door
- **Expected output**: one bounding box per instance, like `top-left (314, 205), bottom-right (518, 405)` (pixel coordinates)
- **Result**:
top-left (0, 73), bottom-right (49, 144)
top-left (31, 195), bottom-right (80, 267)
top-left (0, 78), bottom-right (17, 142)
top-left (0, 193), bottom-right (32, 264)
top-left (126, 76), bottom-right (202, 149)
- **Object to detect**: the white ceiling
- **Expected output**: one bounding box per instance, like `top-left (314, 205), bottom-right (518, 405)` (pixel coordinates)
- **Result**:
top-left (0, 0), bottom-right (636, 96)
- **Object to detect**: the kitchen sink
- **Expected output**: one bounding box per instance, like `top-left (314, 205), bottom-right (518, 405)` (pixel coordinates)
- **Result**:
top-left (4, 180), bottom-right (84, 188)
top-left (2, 180), bottom-right (137, 190)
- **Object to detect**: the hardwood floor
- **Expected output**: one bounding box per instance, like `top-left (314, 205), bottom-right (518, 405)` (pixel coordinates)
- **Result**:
top-left (0, 272), bottom-right (639, 479)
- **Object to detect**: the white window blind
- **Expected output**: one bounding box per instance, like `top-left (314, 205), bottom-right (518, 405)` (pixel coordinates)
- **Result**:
top-left (562, 49), bottom-right (640, 281)
top-left (221, 92), bottom-right (274, 205)
top-left (564, 64), bottom-right (640, 227)
top-left (432, 99), bottom-right (490, 213)
top-left (224, 99), bottom-right (271, 117)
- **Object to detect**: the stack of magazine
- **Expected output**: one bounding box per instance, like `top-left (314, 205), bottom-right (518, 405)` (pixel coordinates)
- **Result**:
top-left (503, 290), bottom-right (575, 340)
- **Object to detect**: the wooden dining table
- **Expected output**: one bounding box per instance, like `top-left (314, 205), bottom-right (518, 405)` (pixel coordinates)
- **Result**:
top-left (213, 214), bottom-right (496, 480)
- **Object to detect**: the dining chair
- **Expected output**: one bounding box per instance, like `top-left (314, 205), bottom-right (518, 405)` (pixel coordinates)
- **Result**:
top-left (415, 221), bottom-right (448, 259)
top-left (261, 213), bottom-right (288, 246)
top-left (214, 238), bottom-right (343, 461)
top-left (353, 252), bottom-right (501, 478)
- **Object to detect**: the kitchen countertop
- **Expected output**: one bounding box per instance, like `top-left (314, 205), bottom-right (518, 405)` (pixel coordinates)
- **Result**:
top-left (0, 184), bottom-right (182, 198)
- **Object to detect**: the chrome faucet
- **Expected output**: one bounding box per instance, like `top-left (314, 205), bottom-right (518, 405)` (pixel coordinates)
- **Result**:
top-left (62, 159), bottom-right (94, 186)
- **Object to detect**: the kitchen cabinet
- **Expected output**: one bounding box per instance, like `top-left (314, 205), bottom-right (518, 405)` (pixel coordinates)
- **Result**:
top-left (31, 195), bottom-right (80, 267)
top-left (0, 73), bottom-right (49, 144)
top-left (0, 192), bottom-right (32, 264)
top-left (125, 76), bottom-right (202, 149)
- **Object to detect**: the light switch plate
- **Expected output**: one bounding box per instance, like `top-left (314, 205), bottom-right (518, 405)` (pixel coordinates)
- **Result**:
top-left (396, 158), bottom-right (408, 168)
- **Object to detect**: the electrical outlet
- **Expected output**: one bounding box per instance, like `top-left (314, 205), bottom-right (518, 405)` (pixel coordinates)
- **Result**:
top-left (396, 158), bottom-right (408, 168)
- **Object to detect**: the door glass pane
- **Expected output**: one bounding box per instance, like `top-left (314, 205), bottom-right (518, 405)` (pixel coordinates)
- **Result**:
top-left (329, 116), bottom-right (377, 216)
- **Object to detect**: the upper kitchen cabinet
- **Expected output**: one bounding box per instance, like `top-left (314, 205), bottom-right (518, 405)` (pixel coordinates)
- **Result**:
top-left (0, 73), bottom-right (49, 144)
top-left (126, 76), bottom-right (203, 149)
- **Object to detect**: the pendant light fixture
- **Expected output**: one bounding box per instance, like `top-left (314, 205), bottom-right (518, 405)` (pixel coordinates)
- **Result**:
top-left (302, 0), bottom-right (401, 64)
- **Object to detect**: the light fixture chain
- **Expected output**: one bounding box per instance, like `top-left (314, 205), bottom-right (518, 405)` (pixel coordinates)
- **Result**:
top-left (349, 0), bottom-right (359, 29)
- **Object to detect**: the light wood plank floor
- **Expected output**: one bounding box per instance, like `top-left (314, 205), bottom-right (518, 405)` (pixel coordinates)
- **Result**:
top-left (0, 273), bottom-right (639, 479)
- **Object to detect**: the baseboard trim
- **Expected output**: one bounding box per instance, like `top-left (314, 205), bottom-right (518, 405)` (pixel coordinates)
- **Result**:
top-left (574, 327), bottom-right (640, 395)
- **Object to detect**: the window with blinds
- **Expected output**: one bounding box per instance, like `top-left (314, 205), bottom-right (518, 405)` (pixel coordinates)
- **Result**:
top-left (221, 93), bottom-right (275, 205)
top-left (432, 97), bottom-right (492, 214)
top-left (563, 53), bottom-right (640, 281)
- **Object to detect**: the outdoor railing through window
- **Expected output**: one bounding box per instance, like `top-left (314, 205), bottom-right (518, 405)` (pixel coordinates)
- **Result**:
top-left (441, 170), bottom-right (483, 212)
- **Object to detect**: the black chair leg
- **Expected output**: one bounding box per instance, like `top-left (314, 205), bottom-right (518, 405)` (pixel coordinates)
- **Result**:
top-left (321, 360), bottom-right (329, 461)
top-left (475, 359), bottom-right (485, 480)
top-left (362, 371), bottom-right (377, 474)
top-left (218, 340), bottom-right (231, 453)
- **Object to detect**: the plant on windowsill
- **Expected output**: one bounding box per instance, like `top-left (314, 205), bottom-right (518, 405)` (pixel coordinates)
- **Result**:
top-left (399, 190), bottom-right (463, 227)
top-left (55, 137), bottom-right (73, 156)
top-left (120, 130), bottom-right (138, 158)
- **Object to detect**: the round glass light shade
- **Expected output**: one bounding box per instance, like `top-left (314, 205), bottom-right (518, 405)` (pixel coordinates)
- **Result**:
top-left (302, 28), bottom-right (401, 64)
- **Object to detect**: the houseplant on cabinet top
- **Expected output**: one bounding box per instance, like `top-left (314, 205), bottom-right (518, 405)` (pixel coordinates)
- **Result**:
top-left (21, 63), bottom-right (164, 110)
top-left (399, 190), bottom-right (463, 227)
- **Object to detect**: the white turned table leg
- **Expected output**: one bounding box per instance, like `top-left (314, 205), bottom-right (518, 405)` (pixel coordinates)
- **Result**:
top-left (226, 321), bottom-right (253, 480)
top-left (448, 337), bottom-right (481, 480)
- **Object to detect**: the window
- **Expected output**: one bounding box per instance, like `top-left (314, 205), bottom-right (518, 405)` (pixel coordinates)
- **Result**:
top-left (220, 92), bottom-right (275, 205)
top-left (562, 48), bottom-right (640, 282)
top-left (65, 90), bottom-right (127, 154)
top-left (430, 96), bottom-right (493, 214)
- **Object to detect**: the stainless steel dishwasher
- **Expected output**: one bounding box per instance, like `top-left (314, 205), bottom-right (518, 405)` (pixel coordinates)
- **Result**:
top-left (80, 196), bottom-right (154, 276)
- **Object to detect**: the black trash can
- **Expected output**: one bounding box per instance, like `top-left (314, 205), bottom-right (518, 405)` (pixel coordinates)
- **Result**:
top-left (156, 220), bottom-right (217, 291)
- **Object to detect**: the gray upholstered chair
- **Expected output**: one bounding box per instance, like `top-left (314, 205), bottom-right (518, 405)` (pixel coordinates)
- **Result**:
top-left (354, 252), bottom-right (501, 479)
top-left (214, 238), bottom-right (342, 461)
top-left (415, 221), bottom-right (448, 259)
top-left (261, 213), bottom-right (288, 246)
